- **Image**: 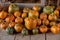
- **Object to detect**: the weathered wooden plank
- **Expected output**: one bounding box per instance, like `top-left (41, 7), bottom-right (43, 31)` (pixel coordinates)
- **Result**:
top-left (0, 29), bottom-right (15, 40)
top-left (31, 34), bottom-right (45, 40)
top-left (46, 33), bottom-right (60, 40)
top-left (15, 33), bottom-right (31, 40)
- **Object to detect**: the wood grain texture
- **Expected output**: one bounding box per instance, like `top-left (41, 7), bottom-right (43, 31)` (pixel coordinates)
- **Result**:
top-left (0, 29), bottom-right (15, 40)
top-left (15, 33), bottom-right (31, 40)
top-left (31, 34), bottom-right (45, 40)
top-left (46, 33), bottom-right (60, 40)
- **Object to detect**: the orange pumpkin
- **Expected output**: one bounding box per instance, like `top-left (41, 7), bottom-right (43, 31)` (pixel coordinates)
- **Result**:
top-left (14, 11), bottom-right (21, 17)
top-left (48, 14), bottom-right (57, 21)
top-left (22, 12), bottom-right (27, 18)
top-left (14, 24), bottom-right (23, 32)
top-left (9, 22), bottom-right (16, 28)
top-left (50, 25), bottom-right (60, 34)
top-left (15, 17), bottom-right (23, 24)
top-left (0, 11), bottom-right (7, 19)
top-left (5, 15), bottom-right (15, 23)
top-left (50, 22), bottom-right (56, 26)
top-left (40, 13), bottom-right (47, 20)
top-left (42, 19), bottom-right (49, 25)
top-left (24, 17), bottom-right (37, 30)
top-left (37, 19), bottom-right (41, 26)
top-left (57, 23), bottom-right (60, 29)
top-left (54, 10), bottom-right (59, 17)
top-left (33, 5), bottom-right (40, 11)
top-left (29, 10), bottom-right (39, 19)
top-left (39, 25), bottom-right (48, 33)
top-left (0, 22), bottom-right (7, 30)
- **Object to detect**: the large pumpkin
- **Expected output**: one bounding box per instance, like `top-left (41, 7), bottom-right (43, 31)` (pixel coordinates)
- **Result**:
top-left (24, 17), bottom-right (37, 30)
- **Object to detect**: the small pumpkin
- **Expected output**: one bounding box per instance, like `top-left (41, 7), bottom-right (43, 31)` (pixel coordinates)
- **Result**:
top-left (57, 23), bottom-right (60, 29)
top-left (43, 6), bottom-right (54, 14)
top-left (8, 3), bottom-right (19, 13)
top-left (22, 12), bottom-right (27, 18)
top-left (0, 19), bottom-right (3, 23)
top-left (15, 17), bottom-right (23, 24)
top-left (6, 27), bottom-right (14, 34)
top-left (24, 17), bottom-right (37, 30)
top-left (39, 25), bottom-right (48, 33)
top-left (33, 5), bottom-right (41, 11)
top-left (50, 22), bottom-right (56, 26)
top-left (42, 19), bottom-right (49, 25)
top-left (56, 6), bottom-right (60, 10)
top-left (48, 14), bottom-right (57, 21)
top-left (14, 24), bottom-right (23, 32)
top-left (40, 13), bottom-right (47, 20)
top-left (0, 11), bottom-right (7, 19)
top-left (37, 19), bottom-right (41, 26)
top-left (32, 28), bottom-right (39, 35)
top-left (23, 8), bottom-right (30, 13)
top-left (9, 22), bottom-right (16, 28)
top-left (21, 28), bottom-right (28, 36)
top-left (0, 22), bottom-right (7, 30)
top-left (50, 25), bottom-right (60, 34)
top-left (14, 11), bottom-right (21, 17)
top-left (29, 10), bottom-right (39, 19)
top-left (54, 10), bottom-right (59, 17)
top-left (5, 15), bottom-right (15, 23)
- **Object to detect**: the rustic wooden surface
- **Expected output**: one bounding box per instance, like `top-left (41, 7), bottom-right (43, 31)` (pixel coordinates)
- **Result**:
top-left (0, 29), bottom-right (60, 40)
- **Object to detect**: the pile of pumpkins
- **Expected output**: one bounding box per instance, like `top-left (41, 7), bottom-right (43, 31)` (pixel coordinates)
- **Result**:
top-left (0, 3), bottom-right (60, 36)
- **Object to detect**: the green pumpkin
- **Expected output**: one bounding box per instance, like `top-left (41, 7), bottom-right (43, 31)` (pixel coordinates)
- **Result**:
top-left (8, 3), bottom-right (19, 13)
top-left (6, 27), bottom-right (14, 34)
top-left (43, 6), bottom-right (54, 14)
top-left (21, 28), bottom-right (28, 36)
top-left (32, 28), bottom-right (39, 35)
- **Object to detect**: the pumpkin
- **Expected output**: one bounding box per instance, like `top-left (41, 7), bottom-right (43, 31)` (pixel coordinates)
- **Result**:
top-left (5, 15), bottom-right (15, 23)
top-left (21, 28), bottom-right (28, 36)
top-left (43, 6), bottom-right (54, 14)
top-left (50, 25), bottom-right (60, 34)
top-left (48, 14), bottom-right (57, 21)
top-left (23, 8), bottom-right (30, 13)
top-left (56, 6), bottom-right (60, 10)
top-left (39, 25), bottom-right (48, 33)
top-left (57, 23), bottom-right (60, 29)
top-left (9, 22), bottom-right (16, 28)
top-left (0, 11), bottom-right (7, 19)
top-left (37, 19), bottom-right (41, 26)
top-left (33, 5), bottom-right (40, 11)
top-left (14, 24), bottom-right (23, 32)
top-left (32, 28), bottom-right (39, 35)
top-left (0, 22), bottom-right (7, 30)
top-left (40, 13), bottom-right (47, 20)
top-left (29, 10), bottom-right (39, 19)
top-left (50, 22), bottom-right (56, 26)
top-left (6, 27), bottom-right (14, 34)
top-left (42, 19), bottom-right (49, 25)
top-left (15, 17), bottom-right (23, 24)
top-left (24, 17), bottom-right (37, 30)
top-left (22, 12), bottom-right (27, 18)
top-left (14, 11), bottom-right (21, 17)
top-left (8, 3), bottom-right (19, 13)
top-left (54, 10), bottom-right (59, 17)
top-left (0, 19), bottom-right (3, 23)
